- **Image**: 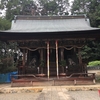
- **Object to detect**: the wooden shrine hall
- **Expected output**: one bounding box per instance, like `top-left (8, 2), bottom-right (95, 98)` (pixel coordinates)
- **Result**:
top-left (0, 15), bottom-right (100, 86)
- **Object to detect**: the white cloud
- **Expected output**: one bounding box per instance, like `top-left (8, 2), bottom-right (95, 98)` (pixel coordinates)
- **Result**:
top-left (0, 9), bottom-right (6, 17)
top-left (69, 0), bottom-right (74, 5)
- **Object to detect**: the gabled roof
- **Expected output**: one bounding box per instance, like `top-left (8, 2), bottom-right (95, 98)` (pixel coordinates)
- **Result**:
top-left (1, 15), bottom-right (100, 41)
top-left (7, 15), bottom-right (99, 32)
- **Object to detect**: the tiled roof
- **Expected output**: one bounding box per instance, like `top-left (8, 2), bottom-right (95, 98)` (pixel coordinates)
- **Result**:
top-left (7, 15), bottom-right (99, 32)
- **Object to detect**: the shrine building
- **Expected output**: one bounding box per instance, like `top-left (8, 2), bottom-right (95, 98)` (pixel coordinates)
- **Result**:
top-left (0, 15), bottom-right (100, 86)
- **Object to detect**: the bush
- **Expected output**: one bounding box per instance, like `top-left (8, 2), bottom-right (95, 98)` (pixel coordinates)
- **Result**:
top-left (88, 60), bottom-right (100, 67)
top-left (0, 57), bottom-right (17, 74)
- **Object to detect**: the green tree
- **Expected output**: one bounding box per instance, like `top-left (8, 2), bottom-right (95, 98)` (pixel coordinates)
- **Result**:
top-left (0, 0), bottom-right (33, 21)
top-left (0, 0), bottom-right (70, 20)
top-left (43, 1), bottom-right (58, 15)
top-left (0, 41), bottom-right (18, 73)
top-left (88, 1), bottom-right (100, 27)
top-left (37, 0), bottom-right (69, 15)
top-left (71, 0), bottom-right (100, 27)
top-left (80, 40), bottom-right (100, 63)
top-left (0, 18), bottom-right (11, 30)
top-left (71, 0), bottom-right (90, 15)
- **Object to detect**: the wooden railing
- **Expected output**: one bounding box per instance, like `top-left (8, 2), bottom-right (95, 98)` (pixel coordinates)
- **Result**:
top-left (66, 73), bottom-right (95, 78)
top-left (11, 73), bottom-right (96, 86)
top-left (57, 73), bottom-right (96, 85)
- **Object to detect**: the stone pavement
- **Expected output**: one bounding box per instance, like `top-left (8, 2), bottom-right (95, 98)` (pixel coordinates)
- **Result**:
top-left (0, 85), bottom-right (100, 100)
top-left (69, 91), bottom-right (100, 100)
top-left (41, 86), bottom-right (74, 100)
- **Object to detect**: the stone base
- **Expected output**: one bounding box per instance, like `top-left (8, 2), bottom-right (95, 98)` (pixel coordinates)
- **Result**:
top-left (66, 85), bottom-right (100, 91)
top-left (0, 87), bottom-right (43, 94)
top-left (1, 84), bottom-right (100, 94)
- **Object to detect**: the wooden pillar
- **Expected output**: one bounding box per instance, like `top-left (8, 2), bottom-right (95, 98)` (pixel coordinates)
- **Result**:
top-left (61, 48), bottom-right (64, 61)
top-left (78, 48), bottom-right (84, 72)
top-left (40, 49), bottom-right (43, 60)
top-left (56, 40), bottom-right (59, 78)
top-left (39, 49), bottom-right (44, 74)
top-left (47, 41), bottom-right (50, 80)
top-left (26, 49), bottom-right (28, 62)
top-left (22, 49), bottom-right (26, 74)
top-left (78, 48), bottom-right (82, 64)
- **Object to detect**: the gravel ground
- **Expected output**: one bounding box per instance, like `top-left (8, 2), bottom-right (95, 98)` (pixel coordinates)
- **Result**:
top-left (0, 88), bottom-right (100, 100)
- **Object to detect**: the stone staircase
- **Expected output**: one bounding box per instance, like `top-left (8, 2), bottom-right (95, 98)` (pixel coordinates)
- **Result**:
top-left (44, 62), bottom-right (62, 76)
top-left (49, 62), bottom-right (57, 76)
